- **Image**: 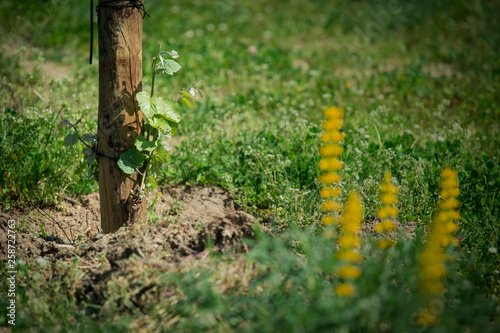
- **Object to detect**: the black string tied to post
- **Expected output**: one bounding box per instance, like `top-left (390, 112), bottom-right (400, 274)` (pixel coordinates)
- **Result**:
top-left (89, 0), bottom-right (151, 65)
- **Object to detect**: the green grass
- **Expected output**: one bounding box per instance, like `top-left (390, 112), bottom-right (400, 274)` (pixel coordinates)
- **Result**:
top-left (1, 0), bottom-right (499, 331)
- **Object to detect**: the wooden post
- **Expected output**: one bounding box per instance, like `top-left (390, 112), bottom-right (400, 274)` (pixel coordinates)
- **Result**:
top-left (97, 0), bottom-right (146, 233)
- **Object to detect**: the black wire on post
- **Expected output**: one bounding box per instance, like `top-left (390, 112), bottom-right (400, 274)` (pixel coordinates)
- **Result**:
top-left (89, 0), bottom-right (151, 65)
top-left (90, 0), bottom-right (93, 64)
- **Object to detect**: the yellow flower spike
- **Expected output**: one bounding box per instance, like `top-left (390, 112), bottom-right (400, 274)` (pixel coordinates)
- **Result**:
top-left (319, 158), bottom-right (343, 171)
top-left (440, 178), bottom-right (459, 189)
top-left (439, 198), bottom-right (460, 210)
top-left (321, 200), bottom-right (343, 212)
top-left (320, 187), bottom-right (341, 198)
top-left (338, 235), bottom-right (361, 248)
top-left (335, 283), bottom-right (355, 297)
top-left (419, 250), bottom-right (441, 266)
top-left (331, 216), bottom-right (343, 225)
top-left (323, 215), bottom-right (342, 225)
top-left (421, 263), bottom-right (447, 279)
top-left (342, 192), bottom-right (363, 223)
top-left (380, 184), bottom-right (399, 194)
top-left (388, 184), bottom-right (399, 194)
top-left (440, 167), bottom-right (457, 179)
top-left (377, 206), bottom-right (399, 219)
top-left (416, 165), bottom-right (460, 328)
top-left (420, 280), bottom-right (445, 294)
top-left (381, 220), bottom-right (397, 231)
top-left (445, 222), bottom-right (459, 233)
top-left (319, 107), bottom-right (345, 238)
top-left (319, 159), bottom-right (329, 171)
top-left (322, 119), bottom-right (344, 131)
top-left (343, 222), bottom-right (361, 234)
top-left (389, 207), bottom-right (399, 217)
top-left (321, 132), bottom-right (331, 142)
top-left (322, 215), bottom-right (334, 225)
top-left (339, 265), bottom-right (361, 279)
top-left (414, 307), bottom-right (440, 327)
top-left (377, 207), bottom-right (388, 219)
top-left (378, 172), bottom-right (399, 237)
top-left (323, 107), bottom-right (344, 119)
top-left (440, 188), bottom-right (459, 199)
top-left (436, 211), bottom-right (450, 223)
top-left (329, 158), bottom-right (344, 170)
top-left (380, 172), bottom-right (399, 195)
top-left (319, 144), bottom-right (343, 157)
top-left (448, 211), bottom-right (460, 220)
top-left (319, 172), bottom-right (341, 184)
top-left (439, 234), bottom-right (451, 247)
top-left (449, 188), bottom-right (460, 197)
top-left (336, 249), bottom-right (362, 263)
top-left (381, 194), bottom-right (398, 205)
top-left (377, 239), bottom-right (395, 249)
top-left (329, 130), bottom-right (345, 142)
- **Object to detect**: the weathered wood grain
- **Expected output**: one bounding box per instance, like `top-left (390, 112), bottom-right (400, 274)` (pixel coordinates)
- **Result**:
top-left (97, 0), bottom-right (146, 233)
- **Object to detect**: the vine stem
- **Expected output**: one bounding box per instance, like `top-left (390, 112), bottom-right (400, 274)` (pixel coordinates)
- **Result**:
top-left (68, 119), bottom-right (94, 149)
top-left (150, 57), bottom-right (157, 97)
top-left (139, 160), bottom-right (148, 192)
top-left (139, 53), bottom-right (161, 192)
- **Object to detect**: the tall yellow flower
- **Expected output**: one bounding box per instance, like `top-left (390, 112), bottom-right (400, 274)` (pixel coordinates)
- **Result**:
top-left (335, 283), bottom-right (355, 297)
top-left (375, 171), bottom-right (399, 249)
top-left (319, 107), bottom-right (345, 228)
top-left (335, 192), bottom-right (363, 297)
top-left (415, 165), bottom-right (460, 327)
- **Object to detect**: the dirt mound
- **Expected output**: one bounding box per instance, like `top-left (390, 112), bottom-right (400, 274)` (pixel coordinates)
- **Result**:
top-left (0, 186), bottom-right (258, 319)
top-left (0, 186), bottom-right (257, 264)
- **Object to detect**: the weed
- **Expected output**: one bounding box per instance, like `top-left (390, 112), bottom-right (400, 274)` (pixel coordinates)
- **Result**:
top-left (13, 216), bottom-right (31, 234)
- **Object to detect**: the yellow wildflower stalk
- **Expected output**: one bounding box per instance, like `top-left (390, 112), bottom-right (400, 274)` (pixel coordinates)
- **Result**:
top-left (319, 107), bottom-right (345, 229)
top-left (415, 165), bottom-right (460, 327)
top-left (375, 171), bottom-right (399, 249)
top-left (335, 192), bottom-right (363, 297)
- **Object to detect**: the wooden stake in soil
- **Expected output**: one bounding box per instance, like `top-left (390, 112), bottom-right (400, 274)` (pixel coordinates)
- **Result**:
top-left (97, 0), bottom-right (146, 233)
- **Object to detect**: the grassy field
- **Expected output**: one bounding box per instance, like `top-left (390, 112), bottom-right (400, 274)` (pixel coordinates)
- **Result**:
top-left (1, 0), bottom-right (499, 331)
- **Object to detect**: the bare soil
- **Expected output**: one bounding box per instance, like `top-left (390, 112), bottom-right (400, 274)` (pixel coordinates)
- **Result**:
top-left (0, 186), bottom-right (259, 319)
top-left (0, 186), bottom-right (257, 264)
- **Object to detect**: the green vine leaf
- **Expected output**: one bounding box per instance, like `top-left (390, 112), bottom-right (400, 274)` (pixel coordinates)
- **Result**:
top-left (150, 115), bottom-right (168, 130)
top-left (153, 96), bottom-right (181, 123)
top-left (149, 116), bottom-right (179, 137)
top-left (135, 136), bottom-right (157, 152)
top-left (82, 147), bottom-right (94, 156)
top-left (155, 142), bottom-right (171, 161)
top-left (149, 144), bottom-right (170, 178)
top-left (82, 133), bottom-right (95, 142)
top-left (137, 91), bottom-right (153, 119)
top-left (86, 154), bottom-right (96, 166)
top-left (167, 120), bottom-right (179, 137)
top-left (118, 149), bottom-right (147, 174)
top-left (63, 132), bottom-right (78, 147)
top-left (149, 176), bottom-right (158, 189)
top-left (156, 56), bottom-right (181, 75)
top-left (179, 91), bottom-right (196, 110)
top-left (137, 92), bottom-right (181, 132)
